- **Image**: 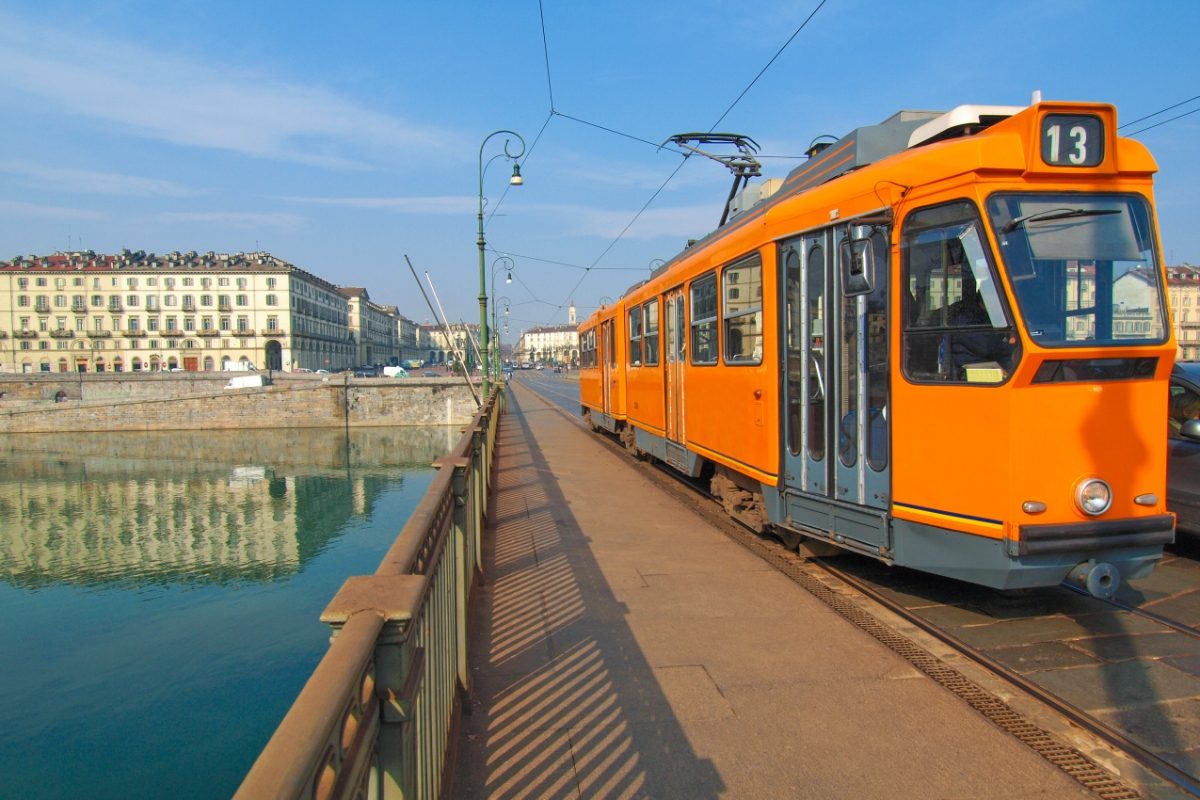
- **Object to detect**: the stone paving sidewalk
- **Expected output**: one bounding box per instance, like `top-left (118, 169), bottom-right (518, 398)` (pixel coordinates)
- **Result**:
top-left (448, 384), bottom-right (1102, 799)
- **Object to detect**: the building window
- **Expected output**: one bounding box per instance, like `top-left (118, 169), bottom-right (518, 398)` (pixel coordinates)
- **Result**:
top-left (182, 277), bottom-right (194, 287)
top-left (236, 294), bottom-right (248, 306)
top-left (200, 294), bottom-right (213, 306)
top-left (55, 295), bottom-right (66, 307)
top-left (17, 296), bottom-right (29, 307)
top-left (184, 318), bottom-right (195, 331)
top-left (266, 294), bottom-right (277, 306)
top-left (127, 295), bottom-right (139, 307)
top-left (267, 277), bottom-right (277, 289)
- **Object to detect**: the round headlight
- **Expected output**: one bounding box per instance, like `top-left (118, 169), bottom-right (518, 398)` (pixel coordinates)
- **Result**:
top-left (1076, 479), bottom-right (1112, 516)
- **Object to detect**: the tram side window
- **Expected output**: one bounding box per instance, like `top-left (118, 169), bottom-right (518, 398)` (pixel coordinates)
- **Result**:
top-left (902, 201), bottom-right (1020, 384)
top-left (690, 272), bottom-right (719, 365)
top-left (723, 254), bottom-right (763, 365)
top-left (628, 306), bottom-right (643, 366)
top-left (644, 300), bottom-right (660, 366)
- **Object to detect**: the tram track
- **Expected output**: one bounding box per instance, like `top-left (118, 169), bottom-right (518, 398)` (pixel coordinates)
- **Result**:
top-left (515, 378), bottom-right (1200, 799)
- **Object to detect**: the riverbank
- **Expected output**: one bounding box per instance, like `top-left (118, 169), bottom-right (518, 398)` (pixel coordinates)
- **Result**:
top-left (0, 374), bottom-right (480, 432)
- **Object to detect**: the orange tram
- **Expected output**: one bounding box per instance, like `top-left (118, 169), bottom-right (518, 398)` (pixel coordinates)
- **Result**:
top-left (579, 100), bottom-right (1175, 598)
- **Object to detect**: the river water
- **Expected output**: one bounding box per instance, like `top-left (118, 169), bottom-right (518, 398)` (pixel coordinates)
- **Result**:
top-left (0, 427), bottom-right (457, 799)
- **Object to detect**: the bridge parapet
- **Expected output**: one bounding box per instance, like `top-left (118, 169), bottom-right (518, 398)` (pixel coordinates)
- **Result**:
top-left (236, 388), bottom-right (502, 799)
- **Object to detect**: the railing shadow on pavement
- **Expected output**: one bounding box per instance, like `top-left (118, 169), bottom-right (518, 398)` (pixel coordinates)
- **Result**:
top-left (448, 387), bottom-right (724, 799)
top-left (236, 390), bottom-right (505, 800)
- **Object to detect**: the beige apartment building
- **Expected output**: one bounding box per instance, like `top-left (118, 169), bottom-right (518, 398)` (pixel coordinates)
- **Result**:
top-left (1168, 265), bottom-right (1200, 362)
top-left (0, 250), bottom-right (352, 373)
top-left (339, 287), bottom-right (398, 366)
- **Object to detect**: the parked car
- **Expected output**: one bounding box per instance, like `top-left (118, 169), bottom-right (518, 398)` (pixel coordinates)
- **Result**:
top-left (353, 365), bottom-right (379, 377)
top-left (422, 370), bottom-right (438, 377)
top-left (1168, 362), bottom-right (1200, 535)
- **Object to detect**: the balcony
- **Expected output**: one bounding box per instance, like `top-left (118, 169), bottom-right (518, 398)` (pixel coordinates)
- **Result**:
top-left (72, 304), bottom-right (87, 313)
top-left (197, 330), bottom-right (221, 338)
top-left (219, 303), bottom-right (232, 312)
top-left (34, 304), bottom-right (50, 314)
top-left (50, 330), bottom-right (75, 339)
top-left (13, 330), bottom-right (38, 340)
top-left (125, 330), bottom-right (148, 338)
top-left (0, 331), bottom-right (8, 339)
top-left (86, 331), bottom-right (112, 339)
top-left (107, 302), bottom-right (123, 312)
top-left (235, 330), bottom-right (256, 337)
top-left (261, 328), bottom-right (287, 337)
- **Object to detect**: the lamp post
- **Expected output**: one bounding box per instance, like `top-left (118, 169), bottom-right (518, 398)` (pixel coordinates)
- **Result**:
top-left (490, 256), bottom-right (514, 382)
top-left (477, 130), bottom-right (525, 396)
top-left (493, 295), bottom-right (511, 378)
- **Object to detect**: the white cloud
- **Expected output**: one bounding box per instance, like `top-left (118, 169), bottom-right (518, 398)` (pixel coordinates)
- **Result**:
top-left (0, 12), bottom-right (446, 169)
top-left (0, 160), bottom-right (192, 197)
top-left (0, 199), bottom-right (105, 220)
top-left (155, 211), bottom-right (303, 231)
top-left (280, 195), bottom-right (473, 214)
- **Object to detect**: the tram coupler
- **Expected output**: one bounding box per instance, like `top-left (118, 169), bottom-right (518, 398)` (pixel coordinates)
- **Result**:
top-left (1066, 560), bottom-right (1120, 599)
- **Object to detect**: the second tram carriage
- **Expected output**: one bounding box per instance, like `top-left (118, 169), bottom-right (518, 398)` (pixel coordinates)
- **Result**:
top-left (579, 100), bottom-right (1175, 598)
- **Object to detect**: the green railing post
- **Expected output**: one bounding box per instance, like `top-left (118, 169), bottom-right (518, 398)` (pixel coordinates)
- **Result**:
top-left (376, 621), bottom-right (420, 800)
top-left (450, 457), bottom-right (472, 701)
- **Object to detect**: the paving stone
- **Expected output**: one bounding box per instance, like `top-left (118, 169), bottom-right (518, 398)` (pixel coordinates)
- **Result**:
top-left (956, 612), bottom-right (1165, 650)
top-left (1028, 659), bottom-right (1200, 712)
top-left (984, 641), bottom-right (1100, 673)
top-left (1066, 631), bottom-right (1200, 662)
top-left (1092, 698), bottom-right (1200, 754)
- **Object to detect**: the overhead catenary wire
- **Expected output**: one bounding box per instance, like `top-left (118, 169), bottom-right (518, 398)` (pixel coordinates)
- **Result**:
top-left (525, 0), bottom-right (829, 328)
top-left (1119, 93), bottom-right (1200, 130)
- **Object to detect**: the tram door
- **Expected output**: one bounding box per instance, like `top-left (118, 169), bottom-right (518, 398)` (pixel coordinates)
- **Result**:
top-left (781, 225), bottom-right (891, 550)
top-left (601, 318), bottom-right (615, 415)
top-left (663, 289), bottom-right (686, 443)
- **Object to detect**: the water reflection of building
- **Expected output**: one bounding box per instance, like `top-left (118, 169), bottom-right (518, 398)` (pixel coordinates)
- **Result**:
top-left (0, 427), bottom-right (454, 588)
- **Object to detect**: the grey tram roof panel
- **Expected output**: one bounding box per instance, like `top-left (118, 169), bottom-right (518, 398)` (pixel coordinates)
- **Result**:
top-left (615, 105), bottom-right (1026, 305)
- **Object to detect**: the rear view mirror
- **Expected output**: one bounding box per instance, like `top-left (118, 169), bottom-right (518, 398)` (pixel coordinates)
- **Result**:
top-left (841, 237), bottom-right (873, 296)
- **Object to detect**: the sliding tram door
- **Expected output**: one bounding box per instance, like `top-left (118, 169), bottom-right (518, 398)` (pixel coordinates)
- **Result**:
top-left (781, 225), bottom-right (891, 552)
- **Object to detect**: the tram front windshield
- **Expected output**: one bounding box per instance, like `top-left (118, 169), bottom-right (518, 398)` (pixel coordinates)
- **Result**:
top-left (986, 194), bottom-right (1166, 347)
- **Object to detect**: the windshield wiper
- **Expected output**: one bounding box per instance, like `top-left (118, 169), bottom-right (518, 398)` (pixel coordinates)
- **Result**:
top-left (1002, 207), bottom-right (1120, 234)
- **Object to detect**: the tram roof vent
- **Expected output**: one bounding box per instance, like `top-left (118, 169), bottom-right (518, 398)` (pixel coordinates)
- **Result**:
top-left (726, 178), bottom-right (783, 223)
top-left (779, 109), bottom-right (941, 196)
top-left (907, 104), bottom-right (1024, 148)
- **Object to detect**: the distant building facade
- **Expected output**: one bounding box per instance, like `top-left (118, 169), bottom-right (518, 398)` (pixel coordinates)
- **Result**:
top-left (1168, 265), bottom-right (1200, 361)
top-left (0, 250), bottom-right (353, 373)
top-left (421, 322), bottom-right (480, 366)
top-left (339, 287), bottom-right (398, 366)
top-left (515, 303), bottom-right (579, 365)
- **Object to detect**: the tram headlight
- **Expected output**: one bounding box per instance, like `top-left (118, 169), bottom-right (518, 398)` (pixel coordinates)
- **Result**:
top-left (1075, 479), bottom-right (1112, 516)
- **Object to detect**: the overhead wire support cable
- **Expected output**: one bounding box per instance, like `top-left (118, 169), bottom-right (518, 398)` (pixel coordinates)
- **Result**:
top-left (1124, 105), bottom-right (1200, 138)
top-left (1119, 93), bottom-right (1200, 130)
top-left (709, 0), bottom-right (829, 130)
top-left (538, 0), bottom-right (555, 111)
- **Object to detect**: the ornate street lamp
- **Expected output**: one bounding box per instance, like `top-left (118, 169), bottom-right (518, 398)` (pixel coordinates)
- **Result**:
top-left (490, 256), bottom-right (514, 382)
top-left (478, 130), bottom-right (525, 396)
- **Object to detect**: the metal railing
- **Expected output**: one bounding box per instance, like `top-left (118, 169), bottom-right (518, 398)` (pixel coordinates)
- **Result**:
top-left (236, 388), bottom-right (504, 800)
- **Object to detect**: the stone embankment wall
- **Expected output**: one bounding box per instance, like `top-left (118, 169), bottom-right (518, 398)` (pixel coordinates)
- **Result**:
top-left (0, 376), bottom-right (480, 433)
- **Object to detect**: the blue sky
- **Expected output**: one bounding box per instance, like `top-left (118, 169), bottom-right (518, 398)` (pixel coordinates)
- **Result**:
top-left (1, 1), bottom-right (1197, 341)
